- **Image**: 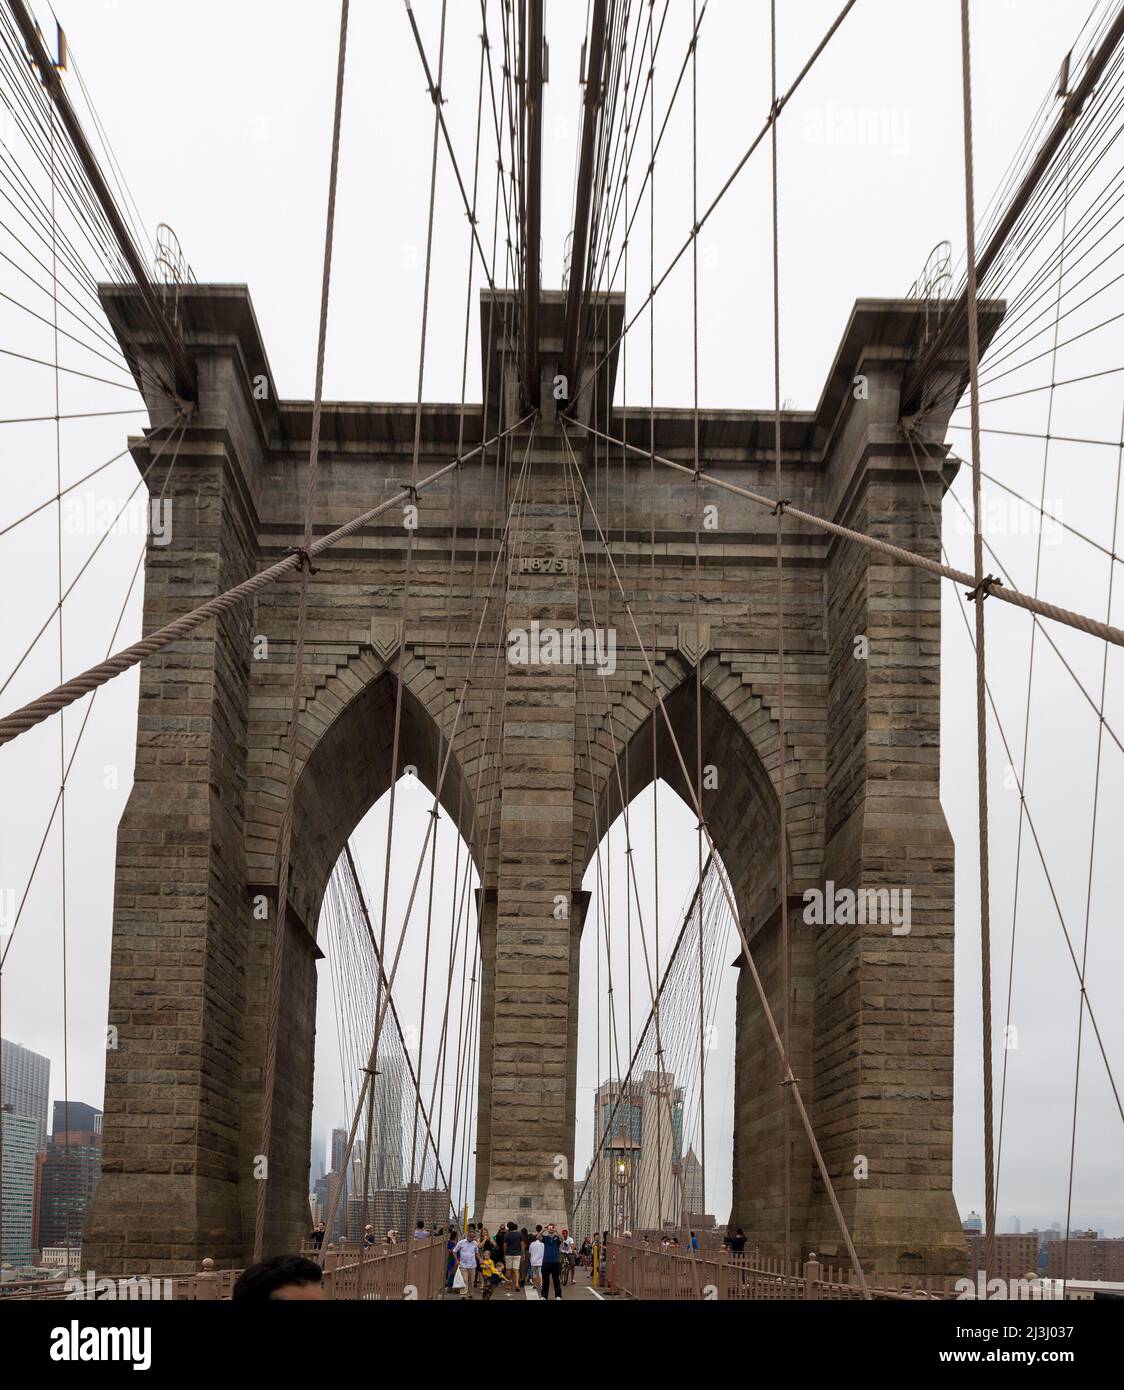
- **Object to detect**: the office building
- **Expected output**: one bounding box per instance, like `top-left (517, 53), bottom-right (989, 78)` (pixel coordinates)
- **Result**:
top-left (1, 1039), bottom-right (50, 1152)
top-left (1, 1107), bottom-right (39, 1266)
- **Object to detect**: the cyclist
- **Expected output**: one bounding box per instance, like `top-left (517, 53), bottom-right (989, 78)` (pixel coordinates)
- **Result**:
top-left (560, 1229), bottom-right (576, 1285)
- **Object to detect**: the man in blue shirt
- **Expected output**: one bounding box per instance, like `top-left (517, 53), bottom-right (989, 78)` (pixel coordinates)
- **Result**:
top-left (540, 1222), bottom-right (563, 1300)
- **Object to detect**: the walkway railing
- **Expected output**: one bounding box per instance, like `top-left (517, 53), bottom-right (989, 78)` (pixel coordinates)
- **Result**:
top-left (319, 1239), bottom-right (446, 1300)
top-left (0, 1238), bottom-right (447, 1301)
top-left (604, 1241), bottom-right (1055, 1301)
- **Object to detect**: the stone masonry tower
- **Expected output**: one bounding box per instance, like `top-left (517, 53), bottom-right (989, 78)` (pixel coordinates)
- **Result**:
top-left (83, 282), bottom-right (999, 1277)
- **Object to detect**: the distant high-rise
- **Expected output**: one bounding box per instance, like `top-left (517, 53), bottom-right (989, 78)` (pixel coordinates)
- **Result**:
top-left (962, 1210), bottom-right (983, 1233)
top-left (1009, 1215), bottom-right (1021, 1233)
top-left (577, 1071), bottom-right (686, 1236)
top-left (309, 1129), bottom-right (328, 1185)
top-left (1, 1107), bottom-right (40, 1265)
top-left (351, 1069), bottom-right (406, 1199)
top-left (331, 1127), bottom-right (348, 1178)
top-left (680, 1147), bottom-right (704, 1225)
top-left (38, 1102), bottom-right (103, 1254)
top-left (367, 1068), bottom-right (405, 1192)
top-left (1, 1038), bottom-right (50, 1152)
top-left (323, 1126), bottom-right (352, 1240)
top-left (51, 1100), bottom-right (102, 1138)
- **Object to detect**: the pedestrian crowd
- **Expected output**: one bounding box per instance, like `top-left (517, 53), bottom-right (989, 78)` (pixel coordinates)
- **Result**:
top-left (445, 1221), bottom-right (602, 1299)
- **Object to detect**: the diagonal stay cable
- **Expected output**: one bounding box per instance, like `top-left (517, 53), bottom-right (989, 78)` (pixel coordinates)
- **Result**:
top-left (932, 444), bottom-right (1124, 758)
top-left (254, 0), bottom-right (351, 1263)
top-left (565, 0), bottom-right (859, 416)
top-left (906, 432), bottom-right (1124, 1131)
top-left (317, 423), bottom-right (539, 1259)
top-left (0, 416), bottom-right (177, 540)
top-left (0, 416), bottom-right (185, 699)
top-left (402, 0), bottom-right (504, 307)
top-left (569, 416), bottom-right (1124, 648)
top-left (0, 412), bottom-right (533, 748)
top-left (560, 419), bottom-right (871, 1298)
top-left (1061, 397), bottom-right (1123, 1288)
top-left (0, 419), bottom-right (185, 972)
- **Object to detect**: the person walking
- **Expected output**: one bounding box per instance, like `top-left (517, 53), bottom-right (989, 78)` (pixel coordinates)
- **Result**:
top-left (528, 1229), bottom-right (545, 1293)
top-left (453, 1231), bottom-right (478, 1299)
top-left (540, 1223), bottom-right (563, 1300)
top-left (445, 1230), bottom-right (458, 1291)
top-left (479, 1227), bottom-right (497, 1289)
top-left (501, 1221), bottom-right (523, 1291)
top-left (519, 1227), bottom-right (531, 1288)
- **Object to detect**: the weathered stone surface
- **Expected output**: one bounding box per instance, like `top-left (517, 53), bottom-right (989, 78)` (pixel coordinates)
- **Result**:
top-left (83, 285), bottom-right (989, 1277)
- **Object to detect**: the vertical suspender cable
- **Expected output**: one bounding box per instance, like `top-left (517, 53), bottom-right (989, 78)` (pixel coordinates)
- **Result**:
top-left (769, 0), bottom-right (792, 1272)
top-left (690, 0), bottom-right (707, 1232)
top-left (959, 0), bottom-right (997, 1285)
top-left (254, 0), bottom-right (350, 1263)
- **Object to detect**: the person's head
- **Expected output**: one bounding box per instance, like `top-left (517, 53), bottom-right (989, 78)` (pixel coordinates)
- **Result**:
top-left (364, 1224), bottom-right (373, 1234)
top-left (547, 1223), bottom-right (557, 1235)
top-left (316, 1221), bottom-right (325, 1231)
top-left (507, 1221), bottom-right (516, 1231)
top-left (535, 1225), bottom-right (543, 1235)
top-left (736, 1228), bottom-right (744, 1237)
top-left (416, 1219), bottom-right (426, 1231)
top-left (232, 1255), bottom-right (325, 1302)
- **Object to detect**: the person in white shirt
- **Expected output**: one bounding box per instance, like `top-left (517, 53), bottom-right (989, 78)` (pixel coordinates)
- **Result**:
top-left (528, 1234), bottom-right (545, 1291)
top-left (453, 1233), bottom-right (478, 1300)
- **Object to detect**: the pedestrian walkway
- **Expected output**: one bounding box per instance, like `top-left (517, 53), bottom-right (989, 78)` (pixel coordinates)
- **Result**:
top-left (441, 1269), bottom-right (607, 1302)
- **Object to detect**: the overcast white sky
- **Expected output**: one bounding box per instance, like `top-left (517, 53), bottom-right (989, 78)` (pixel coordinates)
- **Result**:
top-left (1, 0), bottom-right (1121, 1237)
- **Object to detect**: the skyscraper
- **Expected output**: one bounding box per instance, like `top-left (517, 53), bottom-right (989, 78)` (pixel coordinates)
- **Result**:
top-left (679, 1148), bottom-right (703, 1224)
top-left (1, 1038), bottom-right (50, 1152)
top-left (51, 1100), bottom-right (101, 1137)
top-left (309, 1128), bottom-right (328, 1185)
top-left (1, 1107), bottom-right (39, 1265)
top-left (323, 1126), bottom-right (351, 1241)
top-left (579, 1071), bottom-right (687, 1235)
top-left (367, 1066), bottom-right (404, 1191)
top-left (37, 1102), bottom-right (103, 1254)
